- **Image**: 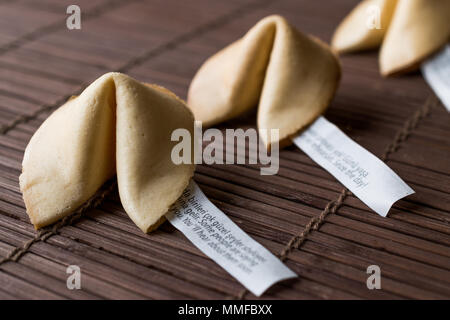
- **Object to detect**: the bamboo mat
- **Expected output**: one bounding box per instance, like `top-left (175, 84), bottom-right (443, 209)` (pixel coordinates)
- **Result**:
top-left (0, 0), bottom-right (449, 300)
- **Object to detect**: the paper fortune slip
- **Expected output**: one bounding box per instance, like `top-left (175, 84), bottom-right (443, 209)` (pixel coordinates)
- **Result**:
top-left (166, 181), bottom-right (297, 297)
top-left (293, 116), bottom-right (415, 217)
top-left (422, 44), bottom-right (450, 111)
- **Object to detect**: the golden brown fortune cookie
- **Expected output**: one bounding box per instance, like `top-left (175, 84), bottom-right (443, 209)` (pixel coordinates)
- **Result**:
top-left (19, 72), bottom-right (195, 233)
top-left (187, 15), bottom-right (341, 150)
top-left (332, 0), bottom-right (450, 76)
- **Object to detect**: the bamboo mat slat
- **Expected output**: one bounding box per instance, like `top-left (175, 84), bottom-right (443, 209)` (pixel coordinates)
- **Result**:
top-left (0, 0), bottom-right (449, 299)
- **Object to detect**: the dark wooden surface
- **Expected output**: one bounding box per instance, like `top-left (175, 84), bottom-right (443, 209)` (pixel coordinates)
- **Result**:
top-left (0, 0), bottom-right (449, 299)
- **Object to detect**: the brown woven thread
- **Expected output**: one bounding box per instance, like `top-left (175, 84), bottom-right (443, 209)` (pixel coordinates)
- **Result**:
top-left (279, 189), bottom-right (349, 261)
top-left (0, 0), bottom-right (273, 136)
top-left (380, 95), bottom-right (435, 161)
top-left (0, 179), bottom-right (117, 266)
top-left (235, 94), bottom-right (437, 300)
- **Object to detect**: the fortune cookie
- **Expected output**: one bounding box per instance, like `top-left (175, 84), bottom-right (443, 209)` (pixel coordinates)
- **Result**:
top-left (332, 0), bottom-right (450, 76)
top-left (187, 15), bottom-right (341, 149)
top-left (19, 72), bottom-right (195, 233)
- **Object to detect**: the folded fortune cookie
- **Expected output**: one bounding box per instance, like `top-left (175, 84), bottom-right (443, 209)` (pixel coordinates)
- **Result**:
top-left (187, 15), bottom-right (341, 150)
top-left (19, 72), bottom-right (195, 233)
top-left (332, 0), bottom-right (450, 76)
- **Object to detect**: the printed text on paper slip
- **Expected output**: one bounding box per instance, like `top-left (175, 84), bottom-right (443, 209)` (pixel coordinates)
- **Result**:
top-left (422, 44), bottom-right (450, 111)
top-left (166, 181), bottom-right (297, 297)
top-left (293, 117), bottom-right (414, 217)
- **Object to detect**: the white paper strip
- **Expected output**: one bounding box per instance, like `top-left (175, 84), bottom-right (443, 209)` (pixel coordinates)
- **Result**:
top-left (422, 45), bottom-right (450, 111)
top-left (166, 181), bottom-right (297, 296)
top-left (292, 117), bottom-right (414, 217)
